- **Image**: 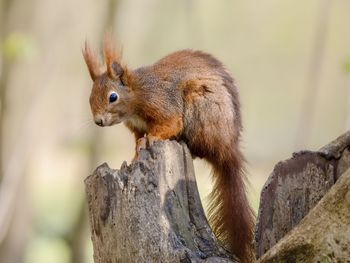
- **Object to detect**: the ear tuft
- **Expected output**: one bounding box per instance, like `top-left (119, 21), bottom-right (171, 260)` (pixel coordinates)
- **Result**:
top-left (82, 41), bottom-right (102, 81)
top-left (103, 33), bottom-right (124, 79)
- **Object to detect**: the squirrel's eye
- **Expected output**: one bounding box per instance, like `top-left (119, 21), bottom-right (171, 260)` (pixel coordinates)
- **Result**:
top-left (109, 92), bottom-right (119, 103)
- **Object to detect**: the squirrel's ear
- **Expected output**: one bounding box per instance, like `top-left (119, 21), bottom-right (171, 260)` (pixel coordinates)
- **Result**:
top-left (103, 34), bottom-right (124, 79)
top-left (111, 62), bottom-right (124, 78)
top-left (82, 41), bottom-right (102, 81)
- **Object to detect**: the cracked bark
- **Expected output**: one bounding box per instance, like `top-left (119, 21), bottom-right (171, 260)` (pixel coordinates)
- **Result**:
top-left (85, 141), bottom-right (233, 263)
top-left (85, 132), bottom-right (350, 262)
top-left (256, 131), bottom-right (350, 261)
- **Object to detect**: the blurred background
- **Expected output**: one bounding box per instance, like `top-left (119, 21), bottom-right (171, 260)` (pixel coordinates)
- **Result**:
top-left (0, 0), bottom-right (349, 262)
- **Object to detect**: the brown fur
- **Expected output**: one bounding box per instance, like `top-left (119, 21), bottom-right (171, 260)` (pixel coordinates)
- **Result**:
top-left (83, 40), bottom-right (255, 262)
top-left (82, 41), bottom-right (102, 80)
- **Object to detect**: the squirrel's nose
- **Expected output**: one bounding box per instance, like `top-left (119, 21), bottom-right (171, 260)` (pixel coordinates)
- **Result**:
top-left (94, 117), bottom-right (104, 126)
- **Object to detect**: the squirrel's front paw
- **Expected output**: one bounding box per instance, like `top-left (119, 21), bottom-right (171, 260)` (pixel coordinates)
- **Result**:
top-left (136, 136), bottom-right (147, 152)
top-left (133, 135), bottom-right (161, 162)
top-left (134, 135), bottom-right (160, 157)
top-left (146, 135), bottom-right (160, 147)
top-left (132, 137), bottom-right (147, 162)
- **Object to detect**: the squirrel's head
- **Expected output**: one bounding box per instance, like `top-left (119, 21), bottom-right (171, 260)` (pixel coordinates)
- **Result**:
top-left (83, 36), bottom-right (135, 127)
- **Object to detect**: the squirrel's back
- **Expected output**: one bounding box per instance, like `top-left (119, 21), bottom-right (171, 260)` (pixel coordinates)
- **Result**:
top-left (133, 50), bottom-right (241, 127)
top-left (153, 50), bottom-right (229, 82)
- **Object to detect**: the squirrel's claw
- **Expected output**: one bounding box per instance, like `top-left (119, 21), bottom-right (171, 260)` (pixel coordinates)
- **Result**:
top-left (132, 135), bottom-right (159, 162)
top-left (136, 136), bottom-right (147, 152)
top-left (132, 137), bottom-right (147, 162)
top-left (136, 135), bottom-right (159, 152)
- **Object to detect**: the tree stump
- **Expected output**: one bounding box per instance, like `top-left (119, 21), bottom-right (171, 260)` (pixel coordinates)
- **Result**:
top-left (85, 132), bottom-right (350, 262)
top-left (85, 140), bottom-right (233, 263)
top-left (255, 131), bottom-right (350, 260)
top-left (257, 167), bottom-right (350, 262)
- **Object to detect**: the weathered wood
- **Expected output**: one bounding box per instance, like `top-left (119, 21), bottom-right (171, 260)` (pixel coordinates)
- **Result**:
top-left (85, 140), bottom-right (233, 263)
top-left (85, 131), bottom-right (350, 262)
top-left (255, 131), bottom-right (350, 258)
top-left (257, 167), bottom-right (350, 262)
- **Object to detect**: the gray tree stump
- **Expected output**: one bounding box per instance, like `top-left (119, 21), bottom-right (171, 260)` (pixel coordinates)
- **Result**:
top-left (257, 167), bottom-right (350, 262)
top-left (85, 132), bottom-right (350, 263)
top-left (85, 140), bottom-right (233, 263)
top-left (255, 131), bottom-right (350, 260)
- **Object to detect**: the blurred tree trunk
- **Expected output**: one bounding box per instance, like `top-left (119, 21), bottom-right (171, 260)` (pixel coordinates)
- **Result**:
top-left (0, 0), bottom-right (12, 182)
top-left (0, 1), bottom-right (38, 261)
top-left (68, 1), bottom-right (120, 262)
top-left (295, 0), bottom-right (332, 149)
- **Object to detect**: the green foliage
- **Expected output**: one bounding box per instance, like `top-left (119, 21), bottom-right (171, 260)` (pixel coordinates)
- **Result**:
top-left (2, 32), bottom-right (37, 60)
top-left (343, 58), bottom-right (350, 74)
top-left (24, 236), bottom-right (71, 263)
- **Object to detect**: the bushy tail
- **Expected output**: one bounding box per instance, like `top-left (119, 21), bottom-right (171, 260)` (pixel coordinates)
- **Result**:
top-left (207, 147), bottom-right (255, 263)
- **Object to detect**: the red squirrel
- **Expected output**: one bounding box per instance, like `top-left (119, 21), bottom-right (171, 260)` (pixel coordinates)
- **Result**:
top-left (83, 37), bottom-right (255, 263)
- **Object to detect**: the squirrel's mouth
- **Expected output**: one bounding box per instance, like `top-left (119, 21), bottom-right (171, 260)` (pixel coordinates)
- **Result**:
top-left (93, 112), bottom-right (126, 127)
top-left (108, 119), bottom-right (122, 126)
top-left (105, 113), bottom-right (124, 126)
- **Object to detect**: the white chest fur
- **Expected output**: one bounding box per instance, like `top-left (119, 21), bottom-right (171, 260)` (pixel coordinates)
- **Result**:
top-left (125, 115), bottom-right (149, 133)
